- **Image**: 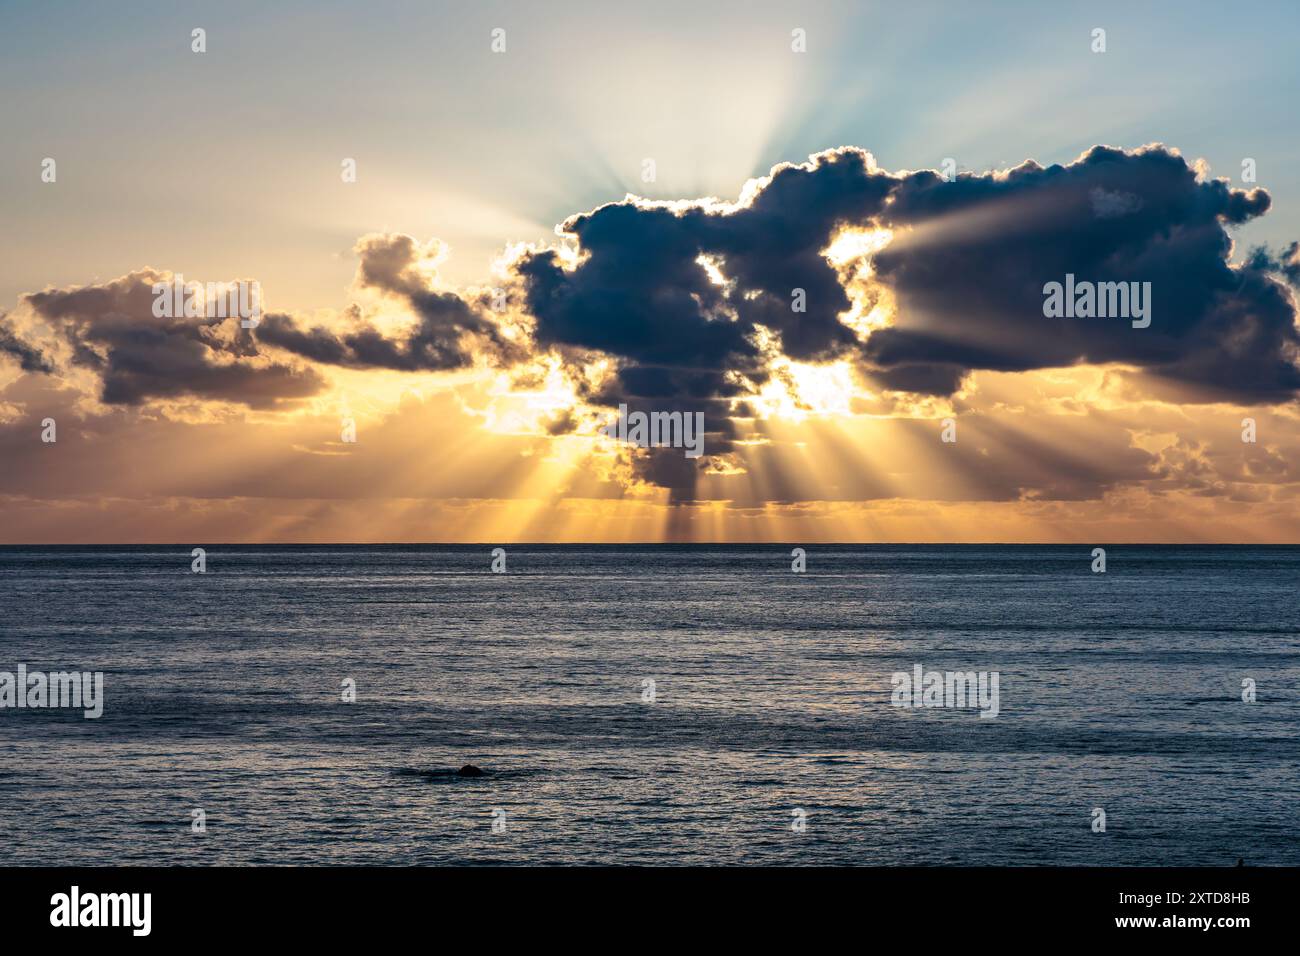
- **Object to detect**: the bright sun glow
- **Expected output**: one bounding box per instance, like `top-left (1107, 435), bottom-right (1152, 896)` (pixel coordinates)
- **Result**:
top-left (477, 353), bottom-right (584, 435)
top-left (822, 227), bottom-right (897, 339)
top-left (751, 358), bottom-right (859, 421)
top-left (823, 226), bottom-right (894, 266)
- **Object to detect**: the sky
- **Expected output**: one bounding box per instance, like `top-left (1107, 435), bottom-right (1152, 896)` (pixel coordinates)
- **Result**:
top-left (2, 0), bottom-right (1300, 542)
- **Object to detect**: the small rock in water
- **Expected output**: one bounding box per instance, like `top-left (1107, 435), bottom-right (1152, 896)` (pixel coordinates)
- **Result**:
top-left (457, 764), bottom-right (486, 777)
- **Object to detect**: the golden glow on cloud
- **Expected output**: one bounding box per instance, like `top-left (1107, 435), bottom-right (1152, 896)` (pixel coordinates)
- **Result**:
top-left (824, 226), bottom-right (898, 339)
top-left (823, 226), bottom-right (893, 266)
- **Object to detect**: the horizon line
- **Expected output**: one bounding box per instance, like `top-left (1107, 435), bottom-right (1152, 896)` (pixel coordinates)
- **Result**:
top-left (2, 541), bottom-right (1299, 548)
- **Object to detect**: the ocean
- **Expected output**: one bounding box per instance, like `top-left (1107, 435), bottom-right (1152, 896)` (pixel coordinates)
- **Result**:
top-left (0, 544), bottom-right (1297, 865)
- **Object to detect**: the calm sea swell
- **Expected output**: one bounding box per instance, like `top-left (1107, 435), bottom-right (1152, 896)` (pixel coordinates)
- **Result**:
top-left (0, 545), bottom-right (1297, 865)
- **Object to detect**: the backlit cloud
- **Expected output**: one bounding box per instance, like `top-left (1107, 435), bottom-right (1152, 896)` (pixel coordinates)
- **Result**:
top-left (3, 145), bottom-right (1298, 534)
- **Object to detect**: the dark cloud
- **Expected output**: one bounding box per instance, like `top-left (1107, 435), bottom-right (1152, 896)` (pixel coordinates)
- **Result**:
top-left (866, 146), bottom-right (1297, 400)
top-left (22, 271), bottom-right (323, 407)
top-left (257, 306), bottom-right (494, 372)
top-left (513, 145), bottom-right (1300, 406)
top-left (258, 234), bottom-right (520, 372)
top-left (1248, 241), bottom-right (1300, 288)
top-left (0, 312), bottom-right (53, 374)
top-left (516, 220), bottom-right (757, 398)
top-left (253, 311), bottom-right (353, 365)
top-left (512, 149), bottom-right (900, 496)
top-left (516, 148), bottom-right (894, 397)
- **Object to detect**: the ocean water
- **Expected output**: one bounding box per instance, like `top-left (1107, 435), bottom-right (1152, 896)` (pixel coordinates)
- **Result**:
top-left (0, 544), bottom-right (1297, 866)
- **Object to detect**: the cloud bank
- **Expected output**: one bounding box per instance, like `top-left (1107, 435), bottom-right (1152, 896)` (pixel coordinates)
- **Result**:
top-left (4, 144), bottom-right (1298, 506)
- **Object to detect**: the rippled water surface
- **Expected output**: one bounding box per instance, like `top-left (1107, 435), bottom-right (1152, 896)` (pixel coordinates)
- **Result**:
top-left (1, 545), bottom-right (1297, 865)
